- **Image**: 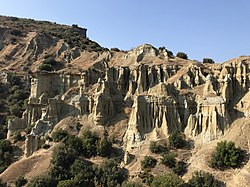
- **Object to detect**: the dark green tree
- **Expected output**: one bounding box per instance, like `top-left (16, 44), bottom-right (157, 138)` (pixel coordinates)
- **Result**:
top-left (203, 58), bottom-right (215, 64)
top-left (209, 141), bottom-right (244, 169)
top-left (95, 159), bottom-right (128, 187)
top-left (15, 176), bottom-right (27, 187)
top-left (51, 129), bottom-right (69, 142)
top-left (96, 136), bottom-right (112, 157)
top-left (151, 172), bottom-right (185, 187)
top-left (80, 130), bottom-right (98, 157)
top-left (50, 144), bottom-right (78, 170)
top-left (161, 152), bottom-right (176, 168)
top-left (149, 141), bottom-right (168, 154)
top-left (176, 52), bottom-right (188, 59)
top-left (0, 139), bottom-right (13, 173)
top-left (169, 131), bottom-right (186, 149)
top-left (70, 158), bottom-right (95, 187)
top-left (188, 171), bottom-right (225, 187)
top-left (27, 175), bottom-right (57, 187)
top-left (173, 161), bottom-right (187, 176)
top-left (141, 156), bottom-right (157, 169)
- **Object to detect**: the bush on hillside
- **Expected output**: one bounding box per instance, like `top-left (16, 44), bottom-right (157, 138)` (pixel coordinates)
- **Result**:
top-left (94, 159), bottom-right (128, 187)
top-left (15, 176), bottom-right (27, 187)
top-left (0, 139), bottom-right (13, 173)
top-left (172, 161), bottom-right (187, 176)
top-left (151, 172), bottom-right (185, 187)
top-left (70, 158), bottom-right (95, 187)
top-left (203, 58), bottom-right (215, 64)
top-left (80, 130), bottom-right (98, 157)
top-left (209, 141), bottom-right (244, 170)
top-left (161, 152), bottom-right (176, 168)
top-left (188, 171), bottom-right (225, 187)
top-left (51, 129), bottom-right (69, 142)
top-left (38, 64), bottom-right (53, 71)
top-left (141, 156), bottom-right (157, 169)
top-left (96, 136), bottom-right (112, 157)
top-left (169, 131), bottom-right (186, 149)
top-left (176, 52), bottom-right (188, 59)
top-left (149, 141), bottom-right (168, 154)
top-left (27, 175), bottom-right (57, 187)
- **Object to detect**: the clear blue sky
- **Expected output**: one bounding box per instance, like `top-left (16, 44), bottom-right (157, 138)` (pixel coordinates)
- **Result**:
top-left (1, 0), bottom-right (250, 62)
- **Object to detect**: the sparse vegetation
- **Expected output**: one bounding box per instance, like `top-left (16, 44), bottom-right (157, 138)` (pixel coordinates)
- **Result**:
top-left (209, 141), bottom-right (244, 170)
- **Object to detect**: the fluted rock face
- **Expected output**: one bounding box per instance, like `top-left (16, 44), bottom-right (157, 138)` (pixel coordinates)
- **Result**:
top-left (185, 96), bottom-right (231, 142)
top-left (125, 94), bottom-right (182, 145)
top-left (235, 89), bottom-right (250, 117)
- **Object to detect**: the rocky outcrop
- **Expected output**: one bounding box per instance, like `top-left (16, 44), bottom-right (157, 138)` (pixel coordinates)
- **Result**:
top-left (4, 40), bottom-right (250, 157)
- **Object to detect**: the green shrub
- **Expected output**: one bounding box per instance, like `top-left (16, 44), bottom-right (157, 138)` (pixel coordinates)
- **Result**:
top-left (51, 145), bottom-right (78, 169)
top-left (176, 52), bottom-right (188, 59)
top-left (96, 137), bottom-right (112, 157)
top-left (161, 152), bottom-right (176, 168)
top-left (49, 165), bottom-right (71, 181)
top-left (63, 135), bottom-right (83, 154)
top-left (27, 175), bottom-right (57, 187)
top-left (149, 141), bottom-right (168, 154)
top-left (0, 139), bottom-right (13, 173)
top-left (95, 159), bottom-right (128, 187)
top-left (188, 171), bottom-right (225, 187)
top-left (70, 158), bottom-right (95, 186)
top-left (151, 172), bottom-right (184, 187)
top-left (173, 161), bottom-right (187, 176)
top-left (38, 64), bottom-right (53, 71)
top-left (9, 74), bottom-right (21, 86)
top-left (209, 141), bottom-right (244, 170)
top-left (51, 129), bottom-right (69, 142)
top-left (169, 131), bottom-right (186, 149)
top-left (141, 156), bottom-right (157, 169)
top-left (203, 58), bottom-right (215, 64)
top-left (15, 176), bottom-right (27, 187)
top-left (81, 130), bottom-right (98, 157)
top-left (138, 171), bottom-right (154, 185)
